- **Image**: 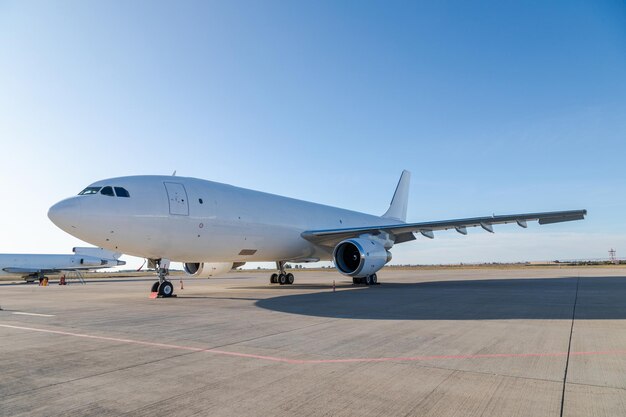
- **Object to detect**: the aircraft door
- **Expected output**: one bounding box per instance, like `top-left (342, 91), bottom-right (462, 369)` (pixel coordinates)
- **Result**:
top-left (163, 182), bottom-right (189, 216)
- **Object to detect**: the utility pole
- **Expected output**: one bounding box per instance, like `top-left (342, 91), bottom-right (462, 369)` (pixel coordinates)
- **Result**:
top-left (609, 248), bottom-right (617, 264)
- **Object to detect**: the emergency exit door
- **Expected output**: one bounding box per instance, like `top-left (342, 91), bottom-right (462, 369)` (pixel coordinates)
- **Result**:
top-left (164, 182), bottom-right (189, 215)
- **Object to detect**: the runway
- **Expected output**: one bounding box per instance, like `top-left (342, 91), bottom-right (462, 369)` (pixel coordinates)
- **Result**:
top-left (1, 267), bottom-right (625, 416)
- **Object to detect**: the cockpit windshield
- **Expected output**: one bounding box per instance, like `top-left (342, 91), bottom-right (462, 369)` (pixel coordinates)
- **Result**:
top-left (100, 186), bottom-right (115, 196)
top-left (114, 187), bottom-right (130, 197)
top-left (78, 187), bottom-right (102, 195)
top-left (78, 185), bottom-right (130, 197)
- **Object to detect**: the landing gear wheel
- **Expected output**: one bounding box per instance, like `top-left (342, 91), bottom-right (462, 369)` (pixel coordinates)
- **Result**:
top-left (278, 274), bottom-right (287, 285)
top-left (365, 275), bottom-right (373, 286)
top-left (158, 281), bottom-right (174, 297)
top-left (270, 273), bottom-right (278, 284)
top-left (371, 274), bottom-right (377, 285)
top-left (150, 282), bottom-right (159, 293)
top-left (286, 273), bottom-right (294, 285)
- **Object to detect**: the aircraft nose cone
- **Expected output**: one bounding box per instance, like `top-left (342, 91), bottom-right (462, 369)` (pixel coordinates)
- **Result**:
top-left (48, 198), bottom-right (81, 232)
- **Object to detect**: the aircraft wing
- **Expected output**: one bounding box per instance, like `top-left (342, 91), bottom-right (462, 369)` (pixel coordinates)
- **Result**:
top-left (2, 267), bottom-right (60, 275)
top-left (2, 266), bottom-right (98, 275)
top-left (301, 209), bottom-right (587, 247)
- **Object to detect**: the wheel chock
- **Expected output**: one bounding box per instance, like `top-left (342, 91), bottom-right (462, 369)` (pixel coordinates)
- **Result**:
top-left (149, 293), bottom-right (177, 299)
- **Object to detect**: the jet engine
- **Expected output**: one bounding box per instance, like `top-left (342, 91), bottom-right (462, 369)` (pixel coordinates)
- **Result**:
top-left (79, 258), bottom-right (106, 267)
top-left (183, 262), bottom-right (234, 278)
top-left (333, 238), bottom-right (392, 277)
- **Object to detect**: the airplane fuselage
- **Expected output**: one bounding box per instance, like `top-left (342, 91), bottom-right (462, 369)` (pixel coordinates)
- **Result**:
top-left (49, 176), bottom-right (402, 263)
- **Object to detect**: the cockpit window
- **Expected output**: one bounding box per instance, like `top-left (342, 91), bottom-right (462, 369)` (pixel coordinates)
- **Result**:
top-left (114, 187), bottom-right (130, 198)
top-left (79, 185), bottom-right (129, 197)
top-left (78, 187), bottom-right (102, 195)
top-left (100, 186), bottom-right (114, 196)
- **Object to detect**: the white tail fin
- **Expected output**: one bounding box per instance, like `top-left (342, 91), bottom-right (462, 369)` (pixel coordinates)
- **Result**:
top-left (382, 170), bottom-right (411, 222)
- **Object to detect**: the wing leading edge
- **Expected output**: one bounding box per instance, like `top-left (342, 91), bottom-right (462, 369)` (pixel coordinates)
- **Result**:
top-left (2, 267), bottom-right (59, 275)
top-left (301, 209), bottom-right (587, 247)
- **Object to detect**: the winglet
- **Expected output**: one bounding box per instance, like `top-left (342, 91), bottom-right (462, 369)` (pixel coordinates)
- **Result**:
top-left (382, 170), bottom-right (411, 222)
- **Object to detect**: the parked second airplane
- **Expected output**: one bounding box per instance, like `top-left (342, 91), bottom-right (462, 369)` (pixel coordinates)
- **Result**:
top-left (0, 247), bottom-right (125, 283)
top-left (48, 171), bottom-right (586, 297)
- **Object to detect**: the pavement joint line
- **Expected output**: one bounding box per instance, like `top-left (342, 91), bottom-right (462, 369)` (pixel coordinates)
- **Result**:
top-left (402, 370), bottom-right (457, 417)
top-left (477, 373), bottom-right (506, 417)
top-left (2, 347), bottom-right (202, 399)
top-left (124, 362), bottom-right (301, 416)
top-left (197, 318), bottom-right (341, 352)
top-left (560, 276), bottom-right (580, 417)
top-left (425, 366), bottom-right (626, 396)
top-left (397, 353), bottom-right (626, 392)
top-left (2, 322), bottom-right (626, 366)
top-left (566, 380), bottom-right (626, 392)
top-left (401, 360), bottom-right (565, 386)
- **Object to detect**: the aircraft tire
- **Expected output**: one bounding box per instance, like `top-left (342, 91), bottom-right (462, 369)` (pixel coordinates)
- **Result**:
top-left (270, 273), bottom-right (278, 284)
top-left (278, 274), bottom-right (287, 285)
top-left (286, 273), bottom-right (294, 285)
top-left (371, 274), bottom-right (377, 284)
top-left (365, 275), bottom-right (373, 286)
top-left (158, 281), bottom-right (174, 297)
top-left (151, 282), bottom-right (159, 293)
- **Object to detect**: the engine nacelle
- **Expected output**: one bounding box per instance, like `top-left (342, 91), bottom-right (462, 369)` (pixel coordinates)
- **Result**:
top-left (183, 262), bottom-right (233, 278)
top-left (333, 238), bottom-right (392, 278)
top-left (79, 257), bottom-right (105, 267)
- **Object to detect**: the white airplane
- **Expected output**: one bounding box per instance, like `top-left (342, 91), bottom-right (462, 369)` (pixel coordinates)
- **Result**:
top-left (0, 247), bottom-right (125, 283)
top-left (47, 171), bottom-right (586, 297)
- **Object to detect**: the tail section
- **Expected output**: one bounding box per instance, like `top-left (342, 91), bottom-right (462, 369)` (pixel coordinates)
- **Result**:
top-left (382, 170), bottom-right (411, 222)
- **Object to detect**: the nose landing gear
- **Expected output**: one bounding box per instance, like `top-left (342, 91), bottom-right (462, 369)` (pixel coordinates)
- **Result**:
top-left (150, 259), bottom-right (176, 298)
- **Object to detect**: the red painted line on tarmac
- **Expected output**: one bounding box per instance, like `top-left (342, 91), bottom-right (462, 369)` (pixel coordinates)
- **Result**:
top-left (1, 323), bottom-right (625, 365)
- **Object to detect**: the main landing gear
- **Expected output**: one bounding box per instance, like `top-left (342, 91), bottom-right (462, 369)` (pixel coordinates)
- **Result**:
top-left (150, 260), bottom-right (175, 298)
top-left (270, 261), bottom-right (295, 285)
top-left (352, 274), bottom-right (378, 286)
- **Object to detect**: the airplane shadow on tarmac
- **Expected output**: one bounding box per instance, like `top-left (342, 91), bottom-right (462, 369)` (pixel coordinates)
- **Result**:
top-left (254, 276), bottom-right (626, 320)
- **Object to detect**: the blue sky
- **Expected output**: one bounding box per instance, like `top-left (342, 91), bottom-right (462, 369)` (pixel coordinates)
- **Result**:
top-left (1, 1), bottom-right (625, 266)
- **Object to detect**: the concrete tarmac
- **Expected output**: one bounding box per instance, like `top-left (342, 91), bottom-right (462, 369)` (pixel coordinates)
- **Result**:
top-left (1, 267), bottom-right (625, 416)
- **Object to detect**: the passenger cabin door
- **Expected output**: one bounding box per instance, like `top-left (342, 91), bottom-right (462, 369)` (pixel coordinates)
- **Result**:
top-left (163, 182), bottom-right (189, 216)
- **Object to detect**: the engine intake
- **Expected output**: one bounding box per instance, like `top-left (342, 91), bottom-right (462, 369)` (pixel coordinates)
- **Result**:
top-left (183, 262), bottom-right (233, 278)
top-left (333, 238), bottom-right (392, 277)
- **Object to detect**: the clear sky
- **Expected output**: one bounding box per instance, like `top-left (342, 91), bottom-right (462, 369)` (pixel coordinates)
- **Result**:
top-left (1, 1), bottom-right (625, 268)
